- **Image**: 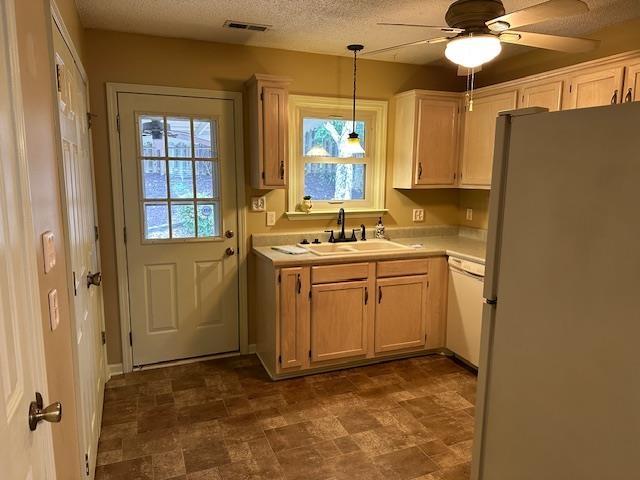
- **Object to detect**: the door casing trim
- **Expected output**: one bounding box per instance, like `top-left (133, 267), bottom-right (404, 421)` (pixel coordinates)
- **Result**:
top-left (106, 83), bottom-right (248, 373)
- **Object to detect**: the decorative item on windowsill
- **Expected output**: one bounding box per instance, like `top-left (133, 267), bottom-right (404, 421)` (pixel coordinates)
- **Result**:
top-left (299, 195), bottom-right (313, 213)
top-left (343, 44), bottom-right (365, 156)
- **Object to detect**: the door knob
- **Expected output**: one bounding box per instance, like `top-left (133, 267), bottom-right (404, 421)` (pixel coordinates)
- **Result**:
top-left (225, 247), bottom-right (235, 256)
top-left (225, 230), bottom-right (234, 239)
top-left (87, 271), bottom-right (102, 288)
top-left (29, 392), bottom-right (62, 431)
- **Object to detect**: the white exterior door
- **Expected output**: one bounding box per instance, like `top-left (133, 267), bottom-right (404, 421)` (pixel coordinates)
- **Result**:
top-left (53, 23), bottom-right (105, 479)
top-left (0, 0), bottom-right (56, 477)
top-left (118, 92), bottom-right (240, 366)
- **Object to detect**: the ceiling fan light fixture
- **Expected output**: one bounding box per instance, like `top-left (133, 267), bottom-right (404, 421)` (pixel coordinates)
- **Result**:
top-left (445, 34), bottom-right (502, 69)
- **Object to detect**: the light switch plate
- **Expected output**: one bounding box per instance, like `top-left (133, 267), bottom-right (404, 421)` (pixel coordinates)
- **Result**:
top-left (412, 209), bottom-right (424, 222)
top-left (466, 208), bottom-right (473, 221)
top-left (251, 196), bottom-right (266, 212)
top-left (266, 211), bottom-right (276, 226)
top-left (42, 231), bottom-right (56, 273)
top-left (48, 289), bottom-right (60, 331)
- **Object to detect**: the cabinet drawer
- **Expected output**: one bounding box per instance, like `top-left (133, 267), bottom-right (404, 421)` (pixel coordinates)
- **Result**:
top-left (377, 259), bottom-right (429, 278)
top-left (311, 263), bottom-right (369, 284)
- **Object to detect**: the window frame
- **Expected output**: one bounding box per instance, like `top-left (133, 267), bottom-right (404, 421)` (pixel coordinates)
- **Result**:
top-left (287, 95), bottom-right (388, 218)
top-left (135, 112), bottom-right (223, 243)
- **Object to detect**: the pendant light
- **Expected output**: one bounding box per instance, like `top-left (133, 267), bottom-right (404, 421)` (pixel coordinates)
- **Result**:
top-left (343, 44), bottom-right (365, 156)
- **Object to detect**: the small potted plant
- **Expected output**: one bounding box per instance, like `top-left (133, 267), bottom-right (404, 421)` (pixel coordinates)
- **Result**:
top-left (300, 195), bottom-right (313, 213)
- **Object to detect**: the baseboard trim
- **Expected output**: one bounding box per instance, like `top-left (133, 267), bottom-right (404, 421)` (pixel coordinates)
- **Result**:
top-left (108, 363), bottom-right (124, 377)
top-left (248, 343), bottom-right (256, 354)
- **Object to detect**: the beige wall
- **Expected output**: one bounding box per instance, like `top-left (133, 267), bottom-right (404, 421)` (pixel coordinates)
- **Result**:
top-left (459, 190), bottom-right (490, 229)
top-left (15, 0), bottom-right (82, 478)
top-left (84, 29), bottom-right (467, 363)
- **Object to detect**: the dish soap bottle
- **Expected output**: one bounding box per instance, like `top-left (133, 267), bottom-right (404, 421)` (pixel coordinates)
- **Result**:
top-left (374, 217), bottom-right (385, 239)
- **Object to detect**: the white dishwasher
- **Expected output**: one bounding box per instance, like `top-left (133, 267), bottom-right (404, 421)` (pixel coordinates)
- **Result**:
top-left (446, 256), bottom-right (485, 368)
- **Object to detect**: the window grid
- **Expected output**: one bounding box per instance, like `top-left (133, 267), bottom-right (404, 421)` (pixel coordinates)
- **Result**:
top-left (137, 114), bottom-right (220, 241)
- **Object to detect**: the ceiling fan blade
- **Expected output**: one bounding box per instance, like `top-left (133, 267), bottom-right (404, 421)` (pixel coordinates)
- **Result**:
top-left (487, 0), bottom-right (588, 32)
top-left (500, 31), bottom-right (600, 53)
top-left (377, 22), bottom-right (464, 34)
top-left (362, 37), bottom-right (452, 56)
top-left (458, 65), bottom-right (483, 76)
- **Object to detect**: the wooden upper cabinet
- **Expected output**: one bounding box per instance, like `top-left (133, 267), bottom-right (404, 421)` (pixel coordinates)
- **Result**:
top-left (375, 275), bottom-right (428, 353)
top-left (393, 91), bottom-right (461, 189)
top-left (460, 89), bottom-right (517, 188)
top-left (278, 267), bottom-right (309, 371)
top-left (563, 65), bottom-right (625, 109)
top-left (519, 79), bottom-right (564, 112)
top-left (246, 74), bottom-right (290, 189)
top-left (310, 280), bottom-right (369, 363)
top-left (623, 61), bottom-right (640, 102)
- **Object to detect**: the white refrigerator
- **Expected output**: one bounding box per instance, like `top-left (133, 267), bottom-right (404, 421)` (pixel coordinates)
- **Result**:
top-left (472, 103), bottom-right (640, 480)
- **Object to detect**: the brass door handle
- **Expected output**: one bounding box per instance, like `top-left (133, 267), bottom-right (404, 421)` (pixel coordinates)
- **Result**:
top-left (29, 392), bottom-right (62, 431)
top-left (225, 247), bottom-right (235, 256)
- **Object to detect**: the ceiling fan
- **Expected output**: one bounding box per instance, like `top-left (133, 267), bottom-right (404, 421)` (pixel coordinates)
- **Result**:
top-left (364, 0), bottom-right (599, 69)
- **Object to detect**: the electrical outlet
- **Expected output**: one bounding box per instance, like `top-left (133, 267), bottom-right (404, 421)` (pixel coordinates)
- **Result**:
top-left (266, 211), bottom-right (276, 226)
top-left (466, 208), bottom-right (473, 221)
top-left (251, 196), bottom-right (266, 212)
top-left (412, 209), bottom-right (424, 222)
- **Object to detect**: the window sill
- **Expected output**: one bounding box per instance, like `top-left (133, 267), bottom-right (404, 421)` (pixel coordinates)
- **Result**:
top-left (285, 208), bottom-right (388, 220)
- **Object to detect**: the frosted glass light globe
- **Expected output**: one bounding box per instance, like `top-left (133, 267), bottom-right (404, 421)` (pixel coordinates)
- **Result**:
top-left (445, 35), bottom-right (502, 69)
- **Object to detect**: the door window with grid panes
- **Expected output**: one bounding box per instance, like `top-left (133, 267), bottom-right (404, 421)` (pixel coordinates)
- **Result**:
top-left (137, 114), bottom-right (220, 240)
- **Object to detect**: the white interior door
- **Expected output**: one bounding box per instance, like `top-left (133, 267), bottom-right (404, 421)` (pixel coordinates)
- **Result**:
top-left (0, 0), bottom-right (56, 477)
top-left (118, 92), bottom-right (240, 366)
top-left (53, 23), bottom-right (105, 479)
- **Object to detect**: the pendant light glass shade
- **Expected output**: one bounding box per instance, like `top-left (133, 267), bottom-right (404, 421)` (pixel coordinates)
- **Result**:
top-left (342, 132), bottom-right (365, 155)
top-left (445, 34), bottom-right (502, 69)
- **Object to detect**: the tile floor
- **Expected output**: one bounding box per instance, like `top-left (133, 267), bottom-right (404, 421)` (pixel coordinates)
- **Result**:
top-left (96, 354), bottom-right (476, 480)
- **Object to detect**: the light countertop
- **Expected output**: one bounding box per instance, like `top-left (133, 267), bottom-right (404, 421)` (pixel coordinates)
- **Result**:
top-left (253, 234), bottom-right (486, 267)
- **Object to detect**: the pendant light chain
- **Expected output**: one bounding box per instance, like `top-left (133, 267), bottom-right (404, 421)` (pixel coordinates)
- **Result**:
top-left (352, 47), bottom-right (357, 133)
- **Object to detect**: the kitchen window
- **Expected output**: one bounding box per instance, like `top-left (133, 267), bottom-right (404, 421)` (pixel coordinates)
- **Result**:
top-left (287, 95), bottom-right (388, 218)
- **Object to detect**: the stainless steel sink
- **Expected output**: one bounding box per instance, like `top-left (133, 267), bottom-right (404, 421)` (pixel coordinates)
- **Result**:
top-left (303, 239), bottom-right (412, 256)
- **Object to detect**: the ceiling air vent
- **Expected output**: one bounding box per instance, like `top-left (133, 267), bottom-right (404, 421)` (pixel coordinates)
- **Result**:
top-left (223, 20), bottom-right (270, 32)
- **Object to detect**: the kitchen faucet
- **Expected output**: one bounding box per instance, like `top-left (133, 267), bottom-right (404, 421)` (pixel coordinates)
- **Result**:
top-left (326, 208), bottom-right (357, 243)
top-left (337, 208), bottom-right (346, 241)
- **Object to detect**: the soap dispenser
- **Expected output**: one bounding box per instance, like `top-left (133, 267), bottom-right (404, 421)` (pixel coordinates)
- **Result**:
top-left (374, 217), bottom-right (385, 239)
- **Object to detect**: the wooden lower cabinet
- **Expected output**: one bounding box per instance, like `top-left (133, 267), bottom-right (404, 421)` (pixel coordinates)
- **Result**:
top-left (257, 256), bottom-right (449, 379)
top-left (375, 275), bottom-right (428, 353)
top-left (278, 267), bottom-right (309, 370)
top-left (310, 280), bottom-right (370, 363)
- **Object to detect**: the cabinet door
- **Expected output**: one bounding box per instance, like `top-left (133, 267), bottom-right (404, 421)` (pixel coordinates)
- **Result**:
top-left (415, 97), bottom-right (459, 185)
top-left (310, 280), bottom-right (368, 363)
top-left (279, 267), bottom-right (309, 369)
top-left (426, 257), bottom-right (448, 349)
top-left (375, 275), bottom-right (428, 353)
top-left (520, 79), bottom-right (564, 111)
top-left (623, 61), bottom-right (640, 103)
top-left (262, 86), bottom-right (288, 187)
top-left (460, 90), bottom-right (517, 187)
top-left (564, 66), bottom-right (625, 109)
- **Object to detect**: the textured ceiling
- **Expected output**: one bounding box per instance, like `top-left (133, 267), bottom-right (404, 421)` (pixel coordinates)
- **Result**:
top-left (76, 0), bottom-right (640, 65)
